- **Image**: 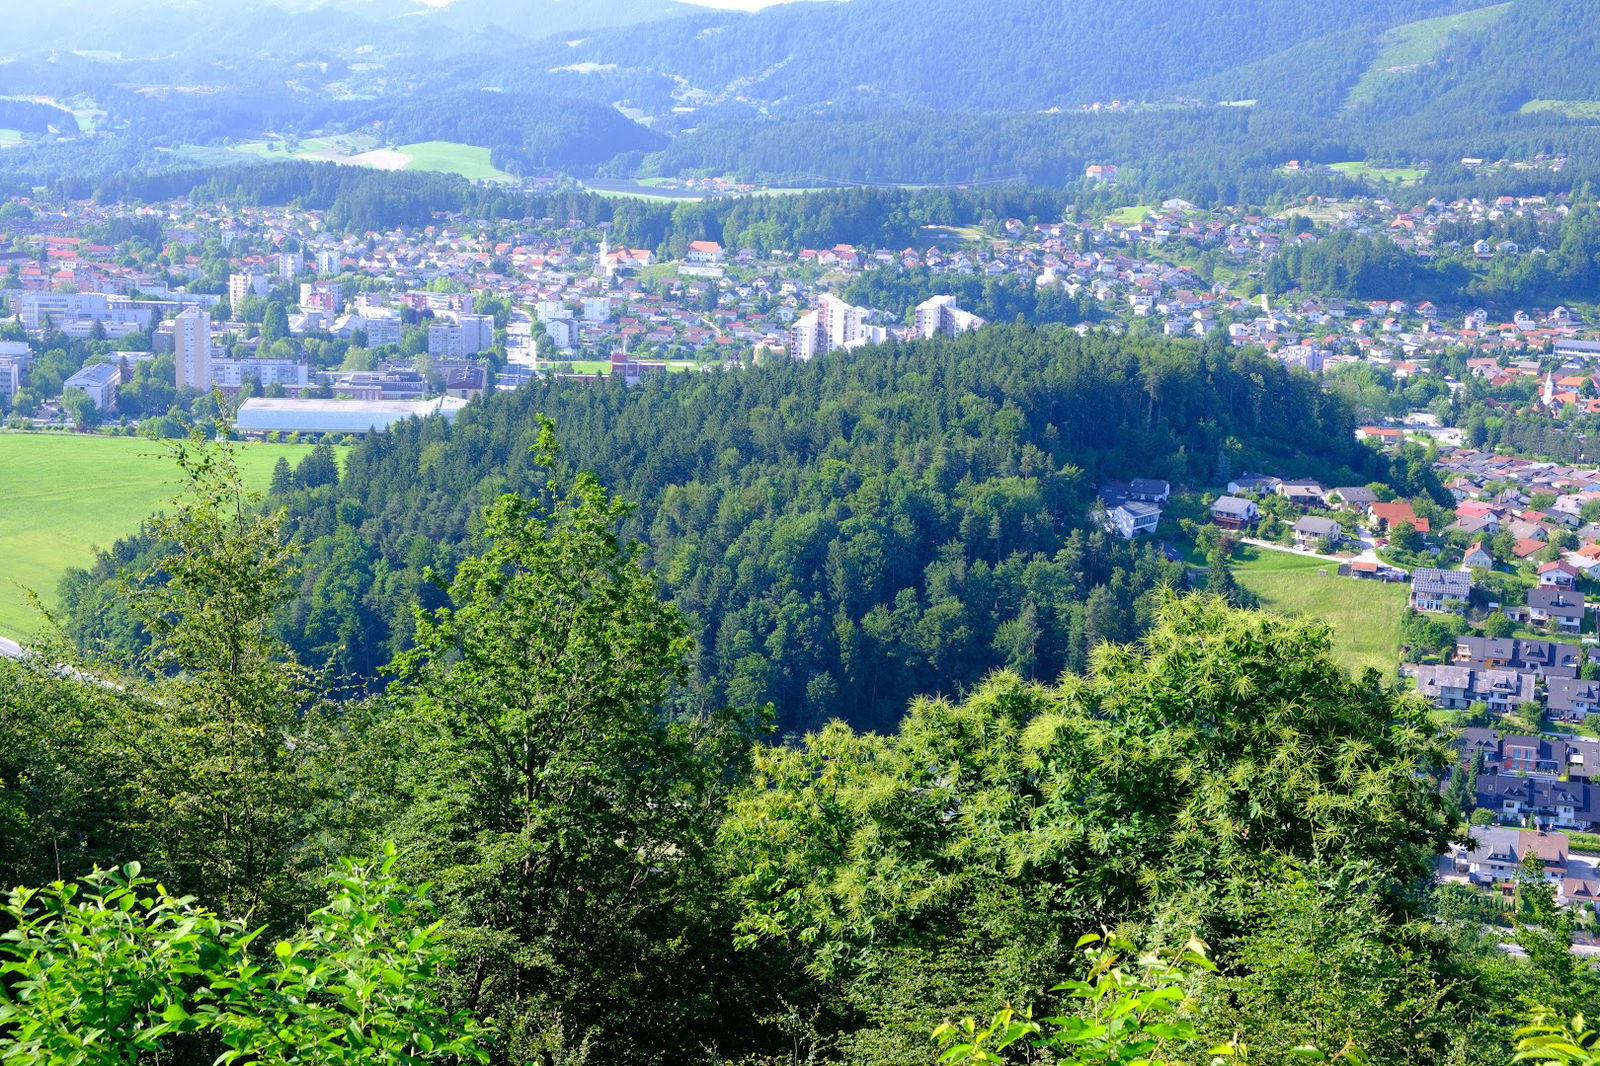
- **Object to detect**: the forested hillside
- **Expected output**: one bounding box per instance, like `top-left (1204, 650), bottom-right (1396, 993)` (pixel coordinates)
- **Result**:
top-left (358, 90), bottom-right (665, 172)
top-left (3, 444), bottom-right (1579, 1064)
top-left (61, 328), bottom-right (1391, 735)
top-left (537, 0), bottom-right (1471, 112)
top-left (3, 0), bottom-right (1600, 192)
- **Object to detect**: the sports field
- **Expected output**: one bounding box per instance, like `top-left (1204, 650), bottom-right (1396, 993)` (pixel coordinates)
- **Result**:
top-left (1231, 546), bottom-right (1406, 676)
top-left (0, 434), bottom-right (317, 639)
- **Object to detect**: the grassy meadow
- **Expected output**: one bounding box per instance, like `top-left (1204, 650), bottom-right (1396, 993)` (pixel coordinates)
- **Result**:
top-left (227, 137), bottom-right (510, 181)
top-left (1230, 545), bottom-right (1407, 676)
top-left (1345, 3), bottom-right (1511, 107)
top-left (1328, 161), bottom-right (1428, 184)
top-left (397, 141), bottom-right (511, 181)
top-left (0, 434), bottom-right (317, 639)
top-left (1521, 99), bottom-right (1600, 120)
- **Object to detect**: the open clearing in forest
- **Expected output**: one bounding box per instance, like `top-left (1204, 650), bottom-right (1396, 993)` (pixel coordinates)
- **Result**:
top-left (1345, 4), bottom-right (1511, 108)
top-left (395, 141), bottom-right (511, 181)
top-left (1231, 545), bottom-right (1407, 676)
top-left (0, 434), bottom-right (316, 639)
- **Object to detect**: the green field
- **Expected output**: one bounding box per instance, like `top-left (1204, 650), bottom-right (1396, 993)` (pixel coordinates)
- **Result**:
top-left (1346, 3), bottom-right (1510, 107)
top-left (1329, 161), bottom-right (1428, 183)
top-left (396, 141), bottom-right (511, 182)
top-left (1231, 546), bottom-right (1406, 676)
top-left (232, 135), bottom-right (348, 160)
top-left (0, 434), bottom-right (318, 639)
top-left (1521, 99), bottom-right (1600, 120)
top-left (231, 137), bottom-right (510, 181)
top-left (1106, 205), bottom-right (1154, 224)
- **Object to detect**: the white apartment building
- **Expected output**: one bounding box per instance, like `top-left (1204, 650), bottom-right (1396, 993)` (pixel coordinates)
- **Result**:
top-left (229, 272), bottom-right (271, 307)
top-left (789, 295), bottom-right (883, 360)
top-left (174, 307), bottom-right (212, 390)
top-left (361, 310), bottom-right (403, 348)
top-left (543, 318), bottom-right (579, 351)
top-left (427, 313), bottom-right (494, 358)
top-left (209, 358), bottom-right (309, 389)
top-left (582, 296), bottom-right (612, 323)
top-left (0, 360), bottom-right (19, 405)
top-left (62, 362), bottom-right (122, 410)
top-left (278, 250), bottom-right (305, 280)
top-left (913, 295), bottom-right (987, 339)
top-left (14, 292), bottom-right (153, 333)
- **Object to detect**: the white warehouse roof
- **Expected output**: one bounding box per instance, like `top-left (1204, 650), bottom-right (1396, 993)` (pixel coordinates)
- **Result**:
top-left (235, 396), bottom-right (469, 435)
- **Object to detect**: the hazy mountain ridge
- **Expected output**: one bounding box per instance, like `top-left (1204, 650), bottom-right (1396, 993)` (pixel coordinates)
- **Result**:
top-left (2, 0), bottom-right (1598, 189)
top-left (525, 0), bottom-right (1484, 112)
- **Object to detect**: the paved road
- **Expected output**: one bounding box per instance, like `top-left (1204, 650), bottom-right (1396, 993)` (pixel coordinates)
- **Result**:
top-left (0, 635), bottom-right (21, 660)
top-left (1237, 535), bottom-right (1382, 567)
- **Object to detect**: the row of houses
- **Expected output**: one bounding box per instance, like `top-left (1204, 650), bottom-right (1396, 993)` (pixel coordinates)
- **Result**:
top-left (1410, 637), bottom-right (1596, 719)
top-left (1456, 729), bottom-right (1600, 832)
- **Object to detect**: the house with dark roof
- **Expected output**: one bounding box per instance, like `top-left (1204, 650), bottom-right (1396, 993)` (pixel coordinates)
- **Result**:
top-left (1454, 636), bottom-right (1582, 678)
top-left (1291, 516), bottom-right (1341, 549)
top-left (1227, 473), bottom-right (1280, 495)
top-left (1127, 478), bottom-right (1171, 503)
top-left (1278, 479), bottom-right (1326, 506)
top-left (1210, 495), bottom-right (1259, 530)
top-left (1451, 826), bottom-right (1569, 882)
top-left (1529, 588), bottom-right (1586, 633)
top-left (1331, 486), bottom-right (1378, 508)
top-left (1450, 514), bottom-right (1500, 538)
top-left (1549, 677), bottom-right (1600, 721)
top-left (1413, 664), bottom-right (1535, 712)
top-left (1456, 728), bottom-right (1575, 776)
top-left (1104, 501), bottom-right (1161, 539)
top-left (1410, 568), bottom-right (1471, 613)
top-left (1476, 775), bottom-right (1597, 830)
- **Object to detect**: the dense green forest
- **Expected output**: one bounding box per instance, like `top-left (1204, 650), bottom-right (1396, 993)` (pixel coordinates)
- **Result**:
top-left (359, 90), bottom-right (665, 173)
top-left (8, 0), bottom-right (1600, 195)
top-left (0, 99), bottom-right (77, 136)
top-left (530, 0), bottom-right (1468, 112)
top-left (61, 329), bottom-right (1391, 736)
top-left (1263, 201), bottom-right (1600, 307)
top-left (3, 427), bottom-right (1592, 1065)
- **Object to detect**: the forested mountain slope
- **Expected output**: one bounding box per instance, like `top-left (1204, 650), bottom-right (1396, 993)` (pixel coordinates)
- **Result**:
top-left (63, 329), bottom-right (1408, 735)
top-left (534, 0), bottom-right (1479, 111)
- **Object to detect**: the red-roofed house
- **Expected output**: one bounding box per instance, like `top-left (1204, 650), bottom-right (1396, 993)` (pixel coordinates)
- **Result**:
top-left (1539, 561), bottom-right (1580, 589)
top-left (1515, 538), bottom-right (1548, 559)
top-left (1369, 501), bottom-right (1429, 533)
top-left (685, 240), bottom-right (724, 265)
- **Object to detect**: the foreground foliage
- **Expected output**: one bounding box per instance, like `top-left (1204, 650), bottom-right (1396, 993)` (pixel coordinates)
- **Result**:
top-left (0, 847), bottom-right (486, 1066)
top-left (3, 428), bottom-right (1593, 1066)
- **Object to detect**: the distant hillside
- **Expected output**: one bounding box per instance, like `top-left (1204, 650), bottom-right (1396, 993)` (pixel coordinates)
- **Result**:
top-left (360, 89), bottom-right (665, 172)
top-left (412, 0), bottom-right (696, 37)
top-left (535, 0), bottom-right (1477, 112)
top-left (1355, 0), bottom-right (1600, 121)
top-left (0, 0), bottom-right (693, 59)
top-left (5, 0), bottom-right (1600, 192)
